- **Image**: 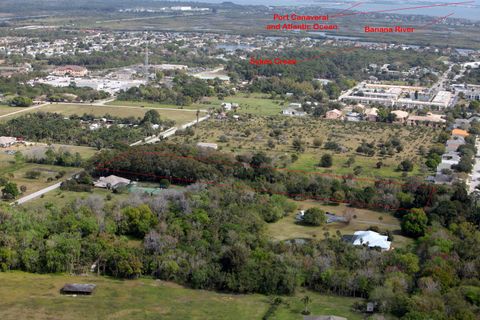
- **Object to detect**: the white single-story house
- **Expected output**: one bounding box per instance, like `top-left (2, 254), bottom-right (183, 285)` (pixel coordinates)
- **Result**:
top-left (221, 102), bottom-right (232, 111)
top-left (197, 142), bottom-right (218, 150)
top-left (289, 102), bottom-right (302, 109)
top-left (0, 136), bottom-right (17, 147)
top-left (352, 230), bottom-right (391, 251)
top-left (282, 108), bottom-right (306, 116)
top-left (221, 102), bottom-right (239, 111)
top-left (94, 175), bottom-right (131, 189)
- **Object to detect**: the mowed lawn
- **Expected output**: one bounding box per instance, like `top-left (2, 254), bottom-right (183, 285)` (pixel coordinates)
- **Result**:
top-left (0, 272), bottom-right (364, 320)
top-left (0, 105), bottom-right (26, 116)
top-left (202, 93), bottom-right (284, 115)
top-left (108, 99), bottom-right (205, 111)
top-left (0, 103), bottom-right (198, 125)
top-left (267, 201), bottom-right (412, 248)
top-left (110, 93), bottom-right (284, 116)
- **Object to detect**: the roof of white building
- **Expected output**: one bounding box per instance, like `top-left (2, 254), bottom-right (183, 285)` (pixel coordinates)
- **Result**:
top-left (94, 175), bottom-right (131, 188)
top-left (197, 142), bottom-right (218, 149)
top-left (0, 136), bottom-right (17, 145)
top-left (352, 230), bottom-right (391, 250)
top-left (431, 91), bottom-right (452, 106)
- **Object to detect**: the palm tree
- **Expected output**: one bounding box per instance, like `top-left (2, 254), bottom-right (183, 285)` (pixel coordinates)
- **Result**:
top-left (301, 295), bottom-right (311, 315)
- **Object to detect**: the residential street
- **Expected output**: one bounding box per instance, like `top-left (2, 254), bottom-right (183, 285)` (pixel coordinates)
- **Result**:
top-left (468, 138), bottom-right (480, 193)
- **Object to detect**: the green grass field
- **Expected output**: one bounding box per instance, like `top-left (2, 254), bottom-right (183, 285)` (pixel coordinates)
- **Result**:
top-left (108, 100), bottom-right (205, 110)
top-left (0, 103), bottom-right (198, 125)
top-left (289, 153), bottom-right (424, 180)
top-left (0, 272), bottom-right (365, 320)
top-left (111, 93), bottom-right (284, 116)
top-left (203, 93), bottom-right (284, 115)
top-left (0, 105), bottom-right (26, 116)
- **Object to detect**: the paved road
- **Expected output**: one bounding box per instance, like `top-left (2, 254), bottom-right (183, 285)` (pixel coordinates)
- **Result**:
top-left (11, 181), bottom-right (62, 205)
top-left (468, 138), bottom-right (480, 193)
top-left (131, 114), bottom-right (210, 146)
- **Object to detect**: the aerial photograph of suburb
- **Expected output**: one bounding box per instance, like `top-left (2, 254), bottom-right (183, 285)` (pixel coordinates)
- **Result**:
top-left (0, 0), bottom-right (480, 319)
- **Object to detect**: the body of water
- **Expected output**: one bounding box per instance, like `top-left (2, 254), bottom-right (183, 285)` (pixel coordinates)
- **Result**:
top-left (191, 0), bottom-right (480, 21)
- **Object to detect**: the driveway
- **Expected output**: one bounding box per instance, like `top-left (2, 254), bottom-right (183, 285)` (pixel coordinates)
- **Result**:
top-left (11, 181), bottom-right (62, 205)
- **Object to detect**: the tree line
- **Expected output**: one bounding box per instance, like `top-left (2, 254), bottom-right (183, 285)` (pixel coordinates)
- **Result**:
top-left (0, 111), bottom-right (169, 149)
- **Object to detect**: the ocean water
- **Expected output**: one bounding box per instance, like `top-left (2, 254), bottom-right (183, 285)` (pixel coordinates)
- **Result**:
top-left (190, 0), bottom-right (480, 21)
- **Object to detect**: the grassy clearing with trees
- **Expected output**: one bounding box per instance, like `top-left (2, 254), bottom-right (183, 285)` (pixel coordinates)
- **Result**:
top-left (267, 201), bottom-right (412, 248)
top-left (0, 145), bottom-right (95, 200)
top-left (170, 115), bottom-right (440, 181)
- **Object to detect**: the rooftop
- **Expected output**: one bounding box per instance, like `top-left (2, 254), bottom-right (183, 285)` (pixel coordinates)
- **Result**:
top-left (352, 230), bottom-right (391, 250)
top-left (60, 283), bottom-right (96, 295)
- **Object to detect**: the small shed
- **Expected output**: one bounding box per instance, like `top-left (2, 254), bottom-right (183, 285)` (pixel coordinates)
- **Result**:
top-left (60, 283), bottom-right (96, 295)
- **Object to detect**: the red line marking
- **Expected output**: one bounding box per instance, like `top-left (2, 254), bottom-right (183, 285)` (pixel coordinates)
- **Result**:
top-left (330, 2), bottom-right (365, 18)
top-left (94, 150), bottom-right (437, 212)
top-left (417, 12), bottom-right (454, 29)
top-left (331, 1), bottom-right (473, 18)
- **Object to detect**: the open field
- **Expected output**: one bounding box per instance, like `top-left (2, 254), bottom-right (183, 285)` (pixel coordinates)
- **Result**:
top-left (0, 271), bottom-right (365, 320)
top-left (0, 103), bottom-right (199, 125)
top-left (108, 100), bottom-right (205, 110)
top-left (171, 115), bottom-right (439, 181)
top-left (111, 92), bottom-right (284, 116)
top-left (267, 201), bottom-right (412, 248)
top-left (202, 93), bottom-right (284, 115)
top-left (0, 105), bottom-right (26, 116)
